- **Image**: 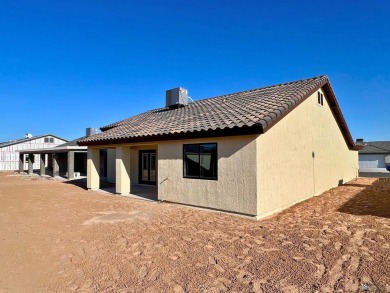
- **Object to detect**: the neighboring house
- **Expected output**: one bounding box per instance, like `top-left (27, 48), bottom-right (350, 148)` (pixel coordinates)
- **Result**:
top-left (357, 140), bottom-right (390, 173)
top-left (78, 75), bottom-right (361, 219)
top-left (18, 128), bottom-right (96, 178)
top-left (0, 134), bottom-right (67, 171)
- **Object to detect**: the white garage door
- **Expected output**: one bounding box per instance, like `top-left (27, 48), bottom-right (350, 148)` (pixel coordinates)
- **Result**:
top-left (359, 154), bottom-right (386, 168)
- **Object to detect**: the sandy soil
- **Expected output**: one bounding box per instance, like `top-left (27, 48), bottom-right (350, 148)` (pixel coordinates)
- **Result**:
top-left (0, 172), bottom-right (389, 293)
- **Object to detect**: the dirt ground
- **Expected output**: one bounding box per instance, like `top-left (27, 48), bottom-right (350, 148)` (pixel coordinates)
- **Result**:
top-left (0, 172), bottom-right (389, 293)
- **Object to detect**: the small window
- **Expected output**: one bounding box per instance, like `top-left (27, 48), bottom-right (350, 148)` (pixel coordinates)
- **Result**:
top-left (50, 137), bottom-right (54, 143)
top-left (44, 137), bottom-right (49, 143)
top-left (183, 143), bottom-right (217, 180)
top-left (317, 92), bottom-right (324, 106)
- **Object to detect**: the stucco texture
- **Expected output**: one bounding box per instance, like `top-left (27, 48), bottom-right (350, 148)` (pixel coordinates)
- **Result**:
top-left (87, 148), bottom-right (100, 190)
top-left (158, 136), bottom-right (258, 216)
top-left (256, 89), bottom-right (358, 219)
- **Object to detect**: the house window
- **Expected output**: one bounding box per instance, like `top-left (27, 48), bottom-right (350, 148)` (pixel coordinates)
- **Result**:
top-left (317, 92), bottom-right (324, 106)
top-left (44, 137), bottom-right (54, 143)
top-left (183, 143), bottom-right (217, 180)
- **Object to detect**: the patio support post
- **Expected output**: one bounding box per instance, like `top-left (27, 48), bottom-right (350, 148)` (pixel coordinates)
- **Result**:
top-left (115, 146), bottom-right (131, 195)
top-left (40, 154), bottom-right (46, 176)
top-left (87, 148), bottom-right (100, 190)
top-left (67, 151), bottom-right (75, 179)
top-left (28, 154), bottom-right (34, 175)
top-left (53, 154), bottom-right (59, 177)
top-left (19, 153), bottom-right (24, 173)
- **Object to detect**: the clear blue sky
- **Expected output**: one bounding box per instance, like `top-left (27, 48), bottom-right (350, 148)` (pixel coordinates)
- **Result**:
top-left (1, 0), bottom-right (389, 142)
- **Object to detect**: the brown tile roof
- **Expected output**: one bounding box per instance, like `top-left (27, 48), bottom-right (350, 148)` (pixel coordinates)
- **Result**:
top-left (78, 75), bottom-right (360, 150)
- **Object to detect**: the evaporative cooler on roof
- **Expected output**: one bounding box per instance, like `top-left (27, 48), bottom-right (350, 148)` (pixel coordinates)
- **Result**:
top-left (166, 87), bottom-right (189, 108)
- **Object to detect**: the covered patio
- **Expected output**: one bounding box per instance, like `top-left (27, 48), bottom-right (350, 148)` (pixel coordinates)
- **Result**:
top-left (97, 182), bottom-right (158, 201)
top-left (87, 144), bottom-right (158, 199)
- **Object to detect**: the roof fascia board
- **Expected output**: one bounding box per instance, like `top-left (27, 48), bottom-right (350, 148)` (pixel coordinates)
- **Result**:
top-left (78, 125), bottom-right (263, 146)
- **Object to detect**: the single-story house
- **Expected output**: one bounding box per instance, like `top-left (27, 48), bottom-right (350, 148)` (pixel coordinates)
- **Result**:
top-left (357, 139), bottom-right (390, 173)
top-left (18, 128), bottom-right (97, 178)
top-left (78, 75), bottom-right (361, 219)
top-left (0, 134), bottom-right (67, 171)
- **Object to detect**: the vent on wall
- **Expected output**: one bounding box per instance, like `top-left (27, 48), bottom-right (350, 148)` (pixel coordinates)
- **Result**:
top-left (44, 137), bottom-right (54, 143)
top-left (317, 92), bottom-right (324, 106)
top-left (166, 87), bottom-right (189, 108)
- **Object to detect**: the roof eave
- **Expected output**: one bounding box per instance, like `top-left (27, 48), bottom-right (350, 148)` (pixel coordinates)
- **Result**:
top-left (322, 82), bottom-right (360, 151)
top-left (20, 146), bottom-right (87, 154)
top-left (78, 124), bottom-right (264, 146)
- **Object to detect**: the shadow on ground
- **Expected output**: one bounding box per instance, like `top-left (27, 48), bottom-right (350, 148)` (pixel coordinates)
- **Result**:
top-left (129, 185), bottom-right (158, 201)
top-left (62, 178), bottom-right (88, 189)
top-left (343, 183), bottom-right (372, 188)
top-left (339, 179), bottom-right (390, 218)
top-left (62, 179), bottom-right (157, 201)
top-left (62, 179), bottom-right (115, 189)
top-left (359, 172), bottom-right (390, 178)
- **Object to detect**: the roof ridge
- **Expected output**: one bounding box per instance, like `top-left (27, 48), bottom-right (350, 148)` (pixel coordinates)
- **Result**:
top-left (0, 134), bottom-right (68, 147)
top-left (195, 75), bottom-right (327, 103)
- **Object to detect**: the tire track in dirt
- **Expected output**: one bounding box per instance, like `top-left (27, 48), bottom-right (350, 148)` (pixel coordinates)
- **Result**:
top-left (323, 228), bottom-right (370, 292)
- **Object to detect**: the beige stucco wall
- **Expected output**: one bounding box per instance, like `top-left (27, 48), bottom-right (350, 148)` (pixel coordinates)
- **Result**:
top-left (87, 148), bottom-right (100, 190)
top-left (256, 88), bottom-right (358, 219)
top-left (158, 135), bottom-right (258, 216)
top-left (115, 146), bottom-right (131, 195)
